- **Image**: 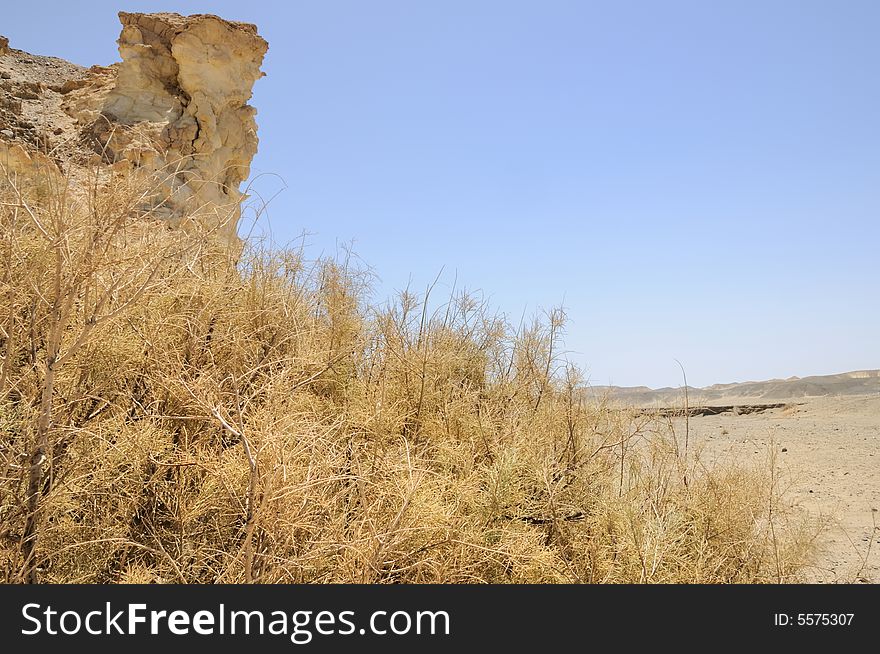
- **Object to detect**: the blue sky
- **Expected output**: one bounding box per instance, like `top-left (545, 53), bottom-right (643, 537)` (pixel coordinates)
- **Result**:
top-left (6, 1), bottom-right (879, 387)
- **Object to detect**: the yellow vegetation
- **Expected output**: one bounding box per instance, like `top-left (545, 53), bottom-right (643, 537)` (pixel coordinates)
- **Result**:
top-left (0, 165), bottom-right (816, 583)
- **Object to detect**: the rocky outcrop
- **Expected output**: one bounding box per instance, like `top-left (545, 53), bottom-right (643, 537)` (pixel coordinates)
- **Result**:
top-left (0, 12), bottom-right (268, 243)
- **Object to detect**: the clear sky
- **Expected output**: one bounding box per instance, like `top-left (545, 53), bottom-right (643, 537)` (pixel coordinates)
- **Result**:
top-left (6, 1), bottom-right (879, 388)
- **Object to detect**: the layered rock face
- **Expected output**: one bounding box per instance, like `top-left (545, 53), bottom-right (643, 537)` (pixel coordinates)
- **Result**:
top-left (0, 12), bottom-right (268, 242)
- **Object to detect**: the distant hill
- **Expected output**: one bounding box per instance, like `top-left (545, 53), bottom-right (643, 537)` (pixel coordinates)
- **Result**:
top-left (588, 370), bottom-right (880, 406)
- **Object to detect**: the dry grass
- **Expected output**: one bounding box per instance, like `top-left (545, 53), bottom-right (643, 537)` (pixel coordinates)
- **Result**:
top-left (0, 163), bottom-right (818, 583)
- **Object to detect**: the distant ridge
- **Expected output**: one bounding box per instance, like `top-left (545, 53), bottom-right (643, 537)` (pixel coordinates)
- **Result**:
top-left (589, 370), bottom-right (880, 405)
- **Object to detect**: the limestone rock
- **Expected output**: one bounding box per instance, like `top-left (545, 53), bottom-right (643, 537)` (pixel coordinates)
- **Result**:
top-left (0, 12), bottom-right (268, 243)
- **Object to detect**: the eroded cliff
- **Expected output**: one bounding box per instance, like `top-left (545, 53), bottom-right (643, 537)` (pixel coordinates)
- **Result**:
top-left (0, 11), bottom-right (268, 242)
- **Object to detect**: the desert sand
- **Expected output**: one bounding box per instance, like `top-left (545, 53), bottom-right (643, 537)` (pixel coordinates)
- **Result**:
top-left (593, 370), bottom-right (880, 583)
top-left (598, 371), bottom-right (880, 583)
top-left (690, 395), bottom-right (880, 583)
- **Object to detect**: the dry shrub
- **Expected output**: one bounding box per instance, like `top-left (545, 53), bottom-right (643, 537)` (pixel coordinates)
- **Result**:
top-left (0, 164), bottom-right (817, 583)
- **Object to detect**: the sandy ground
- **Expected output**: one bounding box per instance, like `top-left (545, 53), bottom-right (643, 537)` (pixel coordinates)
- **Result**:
top-left (676, 395), bottom-right (880, 583)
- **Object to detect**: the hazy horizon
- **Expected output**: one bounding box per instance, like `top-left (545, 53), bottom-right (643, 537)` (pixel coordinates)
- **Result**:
top-left (6, 0), bottom-right (878, 388)
top-left (591, 366), bottom-right (880, 390)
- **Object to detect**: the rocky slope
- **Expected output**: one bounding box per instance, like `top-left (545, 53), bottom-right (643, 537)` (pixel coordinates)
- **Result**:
top-left (0, 11), bottom-right (267, 242)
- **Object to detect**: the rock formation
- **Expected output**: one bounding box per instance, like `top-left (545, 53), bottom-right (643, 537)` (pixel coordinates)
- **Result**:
top-left (0, 12), bottom-right (268, 242)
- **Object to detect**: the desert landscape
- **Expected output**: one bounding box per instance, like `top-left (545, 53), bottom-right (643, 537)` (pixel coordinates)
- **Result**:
top-left (0, 10), bottom-right (876, 587)
top-left (594, 371), bottom-right (880, 583)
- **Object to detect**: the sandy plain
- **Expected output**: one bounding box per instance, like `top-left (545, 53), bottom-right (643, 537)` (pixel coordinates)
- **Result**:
top-left (674, 395), bottom-right (880, 583)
